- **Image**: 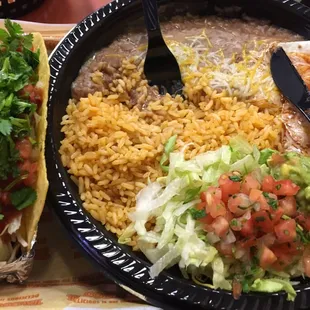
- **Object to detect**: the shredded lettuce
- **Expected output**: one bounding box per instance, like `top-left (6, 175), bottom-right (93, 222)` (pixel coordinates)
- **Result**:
top-left (250, 278), bottom-right (296, 301)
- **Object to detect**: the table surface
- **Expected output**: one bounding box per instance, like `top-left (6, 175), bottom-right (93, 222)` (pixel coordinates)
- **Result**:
top-left (21, 0), bottom-right (111, 24)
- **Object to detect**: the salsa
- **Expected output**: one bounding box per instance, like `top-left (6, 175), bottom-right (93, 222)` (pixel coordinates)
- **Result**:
top-left (193, 166), bottom-right (310, 298)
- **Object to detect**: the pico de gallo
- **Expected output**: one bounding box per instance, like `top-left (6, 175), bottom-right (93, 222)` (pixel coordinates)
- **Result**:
top-left (0, 20), bottom-right (43, 247)
top-left (122, 136), bottom-right (310, 301)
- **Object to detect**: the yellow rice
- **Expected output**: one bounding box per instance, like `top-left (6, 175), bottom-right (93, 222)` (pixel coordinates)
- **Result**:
top-left (59, 57), bottom-right (284, 248)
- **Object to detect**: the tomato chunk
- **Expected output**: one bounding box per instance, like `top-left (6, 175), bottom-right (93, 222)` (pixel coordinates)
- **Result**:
top-left (238, 236), bottom-right (256, 248)
top-left (211, 216), bottom-right (229, 237)
top-left (232, 280), bottom-right (242, 300)
top-left (249, 189), bottom-right (269, 211)
top-left (262, 175), bottom-right (275, 193)
top-left (259, 245), bottom-right (277, 269)
top-left (199, 213), bottom-right (214, 226)
top-left (15, 138), bottom-right (32, 160)
top-left (218, 173), bottom-right (241, 204)
top-left (279, 196), bottom-right (297, 217)
top-left (18, 160), bottom-right (38, 187)
top-left (296, 214), bottom-right (310, 231)
top-left (0, 191), bottom-right (11, 206)
top-left (200, 186), bottom-right (222, 203)
top-left (241, 174), bottom-right (261, 195)
top-left (252, 210), bottom-right (274, 233)
top-left (240, 217), bottom-right (255, 237)
top-left (274, 219), bottom-right (297, 243)
top-left (269, 207), bottom-right (284, 225)
top-left (18, 84), bottom-right (43, 106)
top-left (273, 180), bottom-right (300, 196)
top-left (227, 193), bottom-right (252, 216)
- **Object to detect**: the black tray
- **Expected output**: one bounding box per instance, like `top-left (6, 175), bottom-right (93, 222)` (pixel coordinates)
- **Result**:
top-left (46, 1), bottom-right (310, 309)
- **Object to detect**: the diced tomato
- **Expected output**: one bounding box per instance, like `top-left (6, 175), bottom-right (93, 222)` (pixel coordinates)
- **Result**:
top-left (249, 189), bottom-right (269, 211)
top-left (15, 138), bottom-right (32, 160)
top-left (273, 180), bottom-right (300, 196)
top-left (216, 241), bottom-right (233, 257)
top-left (202, 187), bottom-right (226, 218)
top-left (0, 191), bottom-right (11, 206)
top-left (18, 84), bottom-right (43, 106)
top-left (274, 219), bottom-right (296, 243)
top-left (196, 202), bottom-right (206, 210)
top-left (227, 193), bottom-right (252, 216)
top-left (211, 216), bottom-right (229, 237)
top-left (199, 214), bottom-right (214, 226)
top-left (200, 214), bottom-right (214, 232)
top-left (18, 160), bottom-right (38, 187)
top-left (232, 280), bottom-right (242, 300)
top-left (240, 217), bottom-right (255, 237)
top-left (19, 84), bottom-right (34, 99)
top-left (261, 175), bottom-right (275, 193)
top-left (252, 210), bottom-right (274, 233)
top-left (257, 233), bottom-right (276, 247)
top-left (241, 174), bottom-right (261, 195)
top-left (279, 196), bottom-right (297, 217)
top-left (223, 210), bottom-right (234, 223)
top-left (259, 245), bottom-right (277, 269)
top-left (30, 87), bottom-right (43, 105)
top-left (269, 207), bottom-right (284, 225)
top-left (208, 201), bottom-right (227, 218)
top-left (200, 186), bottom-right (222, 204)
top-left (296, 214), bottom-right (310, 231)
top-left (271, 243), bottom-right (299, 271)
top-left (272, 255), bottom-right (295, 271)
top-left (272, 242), bottom-right (303, 256)
top-left (230, 211), bottom-right (251, 232)
top-left (238, 236), bottom-right (256, 248)
top-left (218, 173), bottom-right (241, 204)
top-left (303, 256), bottom-right (310, 277)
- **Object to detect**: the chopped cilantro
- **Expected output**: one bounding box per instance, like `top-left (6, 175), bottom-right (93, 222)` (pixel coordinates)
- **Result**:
top-left (0, 19), bottom-right (39, 180)
top-left (296, 225), bottom-right (310, 244)
top-left (0, 214), bottom-right (4, 220)
top-left (275, 184), bottom-right (282, 190)
top-left (189, 208), bottom-right (206, 220)
top-left (263, 192), bottom-right (278, 210)
top-left (259, 148), bottom-right (275, 165)
top-left (238, 205), bottom-right (249, 210)
top-left (10, 187), bottom-right (37, 210)
top-left (284, 229), bottom-right (289, 235)
top-left (229, 175), bottom-right (242, 182)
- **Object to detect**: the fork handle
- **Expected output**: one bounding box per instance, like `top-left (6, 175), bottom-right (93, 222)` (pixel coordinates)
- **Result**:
top-left (141, 0), bottom-right (161, 32)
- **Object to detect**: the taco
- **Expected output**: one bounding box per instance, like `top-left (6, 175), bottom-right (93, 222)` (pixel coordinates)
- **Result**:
top-left (0, 20), bottom-right (49, 262)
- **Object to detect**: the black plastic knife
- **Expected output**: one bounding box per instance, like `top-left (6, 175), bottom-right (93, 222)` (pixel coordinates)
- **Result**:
top-left (270, 47), bottom-right (310, 123)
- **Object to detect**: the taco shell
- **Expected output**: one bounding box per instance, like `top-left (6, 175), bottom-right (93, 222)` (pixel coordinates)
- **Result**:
top-left (19, 33), bottom-right (50, 252)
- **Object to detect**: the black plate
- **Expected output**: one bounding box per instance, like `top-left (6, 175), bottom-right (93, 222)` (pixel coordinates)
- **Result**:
top-left (46, 1), bottom-right (310, 309)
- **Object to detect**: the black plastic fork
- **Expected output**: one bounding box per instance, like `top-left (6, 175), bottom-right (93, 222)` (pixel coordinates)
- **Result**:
top-left (141, 0), bottom-right (184, 96)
